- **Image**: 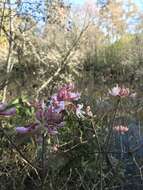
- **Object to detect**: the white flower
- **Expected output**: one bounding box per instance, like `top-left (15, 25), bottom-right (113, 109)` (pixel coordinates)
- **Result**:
top-left (76, 104), bottom-right (85, 118)
top-left (109, 84), bottom-right (121, 96)
top-left (130, 92), bottom-right (137, 98)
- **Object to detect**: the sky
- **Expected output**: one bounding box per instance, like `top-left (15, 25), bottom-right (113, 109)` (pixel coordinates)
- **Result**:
top-left (8, 0), bottom-right (143, 22)
top-left (68, 0), bottom-right (143, 10)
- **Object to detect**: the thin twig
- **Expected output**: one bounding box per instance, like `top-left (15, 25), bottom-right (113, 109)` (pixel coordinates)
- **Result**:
top-left (36, 23), bottom-right (90, 98)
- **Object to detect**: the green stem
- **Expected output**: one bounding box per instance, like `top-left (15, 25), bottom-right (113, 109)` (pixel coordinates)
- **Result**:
top-left (41, 132), bottom-right (47, 190)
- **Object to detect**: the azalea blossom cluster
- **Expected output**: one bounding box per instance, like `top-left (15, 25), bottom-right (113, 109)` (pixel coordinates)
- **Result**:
top-left (16, 83), bottom-right (89, 135)
top-left (113, 125), bottom-right (129, 134)
top-left (109, 84), bottom-right (136, 98)
top-left (1, 83), bottom-right (133, 137)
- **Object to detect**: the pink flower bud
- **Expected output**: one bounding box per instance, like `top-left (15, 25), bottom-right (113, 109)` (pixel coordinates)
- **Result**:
top-left (0, 102), bottom-right (7, 111)
top-left (16, 127), bottom-right (29, 134)
top-left (16, 123), bottom-right (40, 134)
top-left (0, 107), bottom-right (16, 116)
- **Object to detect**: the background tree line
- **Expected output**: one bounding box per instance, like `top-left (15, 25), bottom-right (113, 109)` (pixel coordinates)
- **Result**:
top-left (0, 0), bottom-right (143, 100)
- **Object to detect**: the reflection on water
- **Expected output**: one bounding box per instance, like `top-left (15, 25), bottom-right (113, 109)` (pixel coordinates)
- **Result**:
top-left (112, 121), bottom-right (143, 189)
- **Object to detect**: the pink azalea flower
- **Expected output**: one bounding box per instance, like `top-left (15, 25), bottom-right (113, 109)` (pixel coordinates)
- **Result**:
top-left (86, 106), bottom-right (93, 117)
top-left (66, 83), bottom-right (75, 91)
top-left (57, 83), bottom-right (80, 101)
top-left (16, 123), bottom-right (40, 134)
top-left (76, 104), bottom-right (85, 118)
top-left (109, 85), bottom-right (130, 97)
top-left (51, 94), bottom-right (58, 102)
top-left (68, 92), bottom-right (80, 101)
top-left (119, 87), bottom-right (130, 97)
top-left (34, 100), bottom-right (64, 135)
top-left (113, 125), bottom-right (129, 134)
top-left (0, 102), bottom-right (16, 117)
top-left (16, 127), bottom-right (30, 134)
top-left (52, 101), bottom-right (65, 113)
top-left (57, 86), bottom-right (69, 101)
top-left (51, 95), bottom-right (65, 112)
top-left (0, 107), bottom-right (16, 116)
top-left (16, 83), bottom-right (81, 136)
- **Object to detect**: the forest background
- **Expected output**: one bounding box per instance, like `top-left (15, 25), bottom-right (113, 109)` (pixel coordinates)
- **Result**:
top-left (1, 0), bottom-right (143, 189)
